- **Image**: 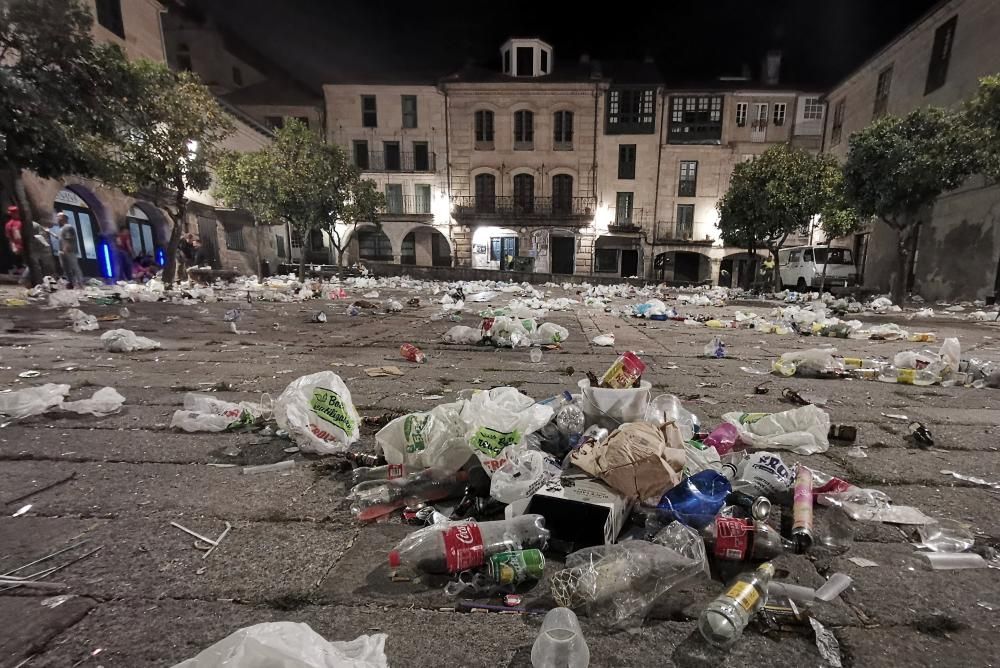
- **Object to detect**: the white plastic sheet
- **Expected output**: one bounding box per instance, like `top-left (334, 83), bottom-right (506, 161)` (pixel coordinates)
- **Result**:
top-left (170, 393), bottom-right (263, 432)
top-left (64, 308), bottom-right (98, 332)
top-left (376, 401), bottom-right (470, 473)
top-left (0, 384), bottom-right (70, 419)
top-left (172, 622), bottom-right (387, 668)
top-left (723, 404), bottom-right (831, 455)
top-left (442, 326), bottom-right (481, 345)
top-left (59, 387), bottom-right (125, 416)
top-left (101, 329), bottom-right (161, 352)
top-left (274, 371), bottom-right (360, 454)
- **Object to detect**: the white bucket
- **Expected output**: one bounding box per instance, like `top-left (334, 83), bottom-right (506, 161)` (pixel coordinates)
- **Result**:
top-left (577, 379), bottom-right (652, 429)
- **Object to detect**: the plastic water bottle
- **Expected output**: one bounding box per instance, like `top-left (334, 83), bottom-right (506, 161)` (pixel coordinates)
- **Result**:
top-left (876, 366), bottom-right (938, 385)
top-left (349, 470), bottom-right (468, 522)
top-left (388, 514), bottom-right (550, 574)
top-left (655, 470), bottom-right (732, 529)
top-left (699, 562), bottom-right (775, 648)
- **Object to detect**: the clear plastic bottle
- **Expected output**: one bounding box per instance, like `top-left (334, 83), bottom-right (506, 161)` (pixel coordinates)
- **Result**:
top-left (699, 562), bottom-right (775, 648)
top-left (349, 471), bottom-right (468, 522)
top-left (351, 463), bottom-right (412, 486)
top-left (388, 514), bottom-right (550, 574)
top-left (876, 366), bottom-right (939, 386)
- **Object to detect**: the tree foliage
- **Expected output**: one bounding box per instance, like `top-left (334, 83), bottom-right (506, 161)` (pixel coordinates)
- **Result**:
top-left (213, 120), bottom-right (383, 278)
top-left (102, 60), bottom-right (234, 283)
top-left (718, 144), bottom-right (843, 289)
top-left (965, 74), bottom-right (1000, 180)
top-left (842, 107), bottom-right (978, 303)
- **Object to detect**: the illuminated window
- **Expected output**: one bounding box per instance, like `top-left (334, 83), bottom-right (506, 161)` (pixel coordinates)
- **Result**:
top-left (668, 96), bottom-right (724, 144)
top-left (736, 103), bottom-right (747, 127)
top-left (676, 204), bottom-right (695, 239)
top-left (678, 161), bottom-right (698, 197)
top-left (606, 88), bottom-right (656, 134)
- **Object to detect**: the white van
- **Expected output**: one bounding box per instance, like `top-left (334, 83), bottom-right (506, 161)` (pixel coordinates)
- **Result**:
top-left (778, 245), bottom-right (859, 290)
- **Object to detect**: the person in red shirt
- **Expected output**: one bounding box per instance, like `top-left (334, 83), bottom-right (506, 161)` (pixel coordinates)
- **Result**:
top-left (115, 222), bottom-right (134, 280)
top-left (4, 205), bottom-right (24, 270)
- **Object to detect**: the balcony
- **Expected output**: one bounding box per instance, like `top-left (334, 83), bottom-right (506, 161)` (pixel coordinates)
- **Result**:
top-left (661, 222), bottom-right (714, 245)
top-left (607, 207), bottom-right (649, 234)
top-left (453, 196), bottom-right (596, 226)
top-left (380, 194), bottom-right (434, 221)
top-left (356, 151), bottom-right (436, 173)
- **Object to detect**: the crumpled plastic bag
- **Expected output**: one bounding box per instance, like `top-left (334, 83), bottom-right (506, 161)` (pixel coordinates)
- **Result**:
top-left (376, 400), bottom-right (470, 473)
top-left (487, 316), bottom-right (532, 348)
top-left (64, 308), bottom-right (99, 332)
top-left (461, 387), bottom-right (553, 474)
top-left (171, 622), bottom-right (387, 668)
top-left (592, 333), bottom-right (615, 346)
top-left (550, 523), bottom-right (708, 628)
top-left (170, 393), bottom-right (264, 433)
top-left (0, 384), bottom-right (70, 419)
top-left (867, 323), bottom-right (908, 340)
top-left (490, 448), bottom-right (557, 503)
top-left (533, 322), bottom-right (569, 344)
top-left (101, 329), bottom-right (161, 352)
top-left (443, 325), bottom-right (481, 345)
top-left (870, 297), bottom-right (894, 312)
top-left (772, 348), bottom-right (844, 377)
top-left (723, 404), bottom-right (831, 455)
top-left (386, 300), bottom-right (403, 312)
top-left (47, 291), bottom-right (80, 308)
top-left (59, 387), bottom-right (125, 416)
top-left (275, 371), bottom-right (360, 454)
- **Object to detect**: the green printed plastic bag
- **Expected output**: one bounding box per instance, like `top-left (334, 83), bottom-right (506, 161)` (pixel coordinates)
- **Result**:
top-left (275, 371), bottom-right (361, 454)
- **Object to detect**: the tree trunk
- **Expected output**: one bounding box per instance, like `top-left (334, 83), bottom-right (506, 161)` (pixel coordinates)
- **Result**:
top-left (297, 227), bottom-right (308, 282)
top-left (819, 242), bottom-right (833, 294)
top-left (254, 221), bottom-right (263, 278)
top-left (891, 227), bottom-right (911, 306)
top-left (770, 247), bottom-right (783, 292)
top-left (11, 170), bottom-right (41, 287)
top-left (162, 192), bottom-right (186, 286)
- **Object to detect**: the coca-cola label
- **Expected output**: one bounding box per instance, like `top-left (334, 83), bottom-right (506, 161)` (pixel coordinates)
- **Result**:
top-left (443, 523), bottom-right (485, 572)
top-left (714, 517), bottom-right (752, 561)
top-left (386, 464), bottom-right (405, 480)
top-left (812, 476), bottom-right (853, 496)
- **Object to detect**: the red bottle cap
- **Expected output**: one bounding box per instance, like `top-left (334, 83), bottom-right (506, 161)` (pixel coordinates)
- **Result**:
top-left (388, 550), bottom-right (401, 568)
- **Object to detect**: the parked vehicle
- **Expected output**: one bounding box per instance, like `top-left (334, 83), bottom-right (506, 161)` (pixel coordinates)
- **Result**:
top-left (778, 245), bottom-right (858, 290)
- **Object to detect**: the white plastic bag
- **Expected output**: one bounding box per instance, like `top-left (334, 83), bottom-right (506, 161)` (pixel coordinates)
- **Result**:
top-left (170, 393), bottom-right (263, 433)
top-left (460, 387), bottom-right (554, 473)
top-left (64, 308), bottom-right (98, 332)
top-left (172, 622), bottom-right (387, 668)
top-left (578, 379), bottom-right (651, 429)
top-left (534, 322), bottom-right (569, 344)
top-left (489, 316), bottom-right (532, 348)
top-left (723, 404), bottom-right (831, 455)
top-left (274, 371), bottom-right (360, 454)
top-left (490, 448), bottom-right (554, 503)
top-left (386, 299), bottom-right (403, 312)
top-left (0, 384), bottom-right (70, 419)
top-left (376, 401), bottom-right (470, 473)
top-left (592, 333), bottom-right (615, 346)
top-left (101, 329), bottom-right (161, 352)
top-left (59, 387), bottom-right (125, 416)
top-left (443, 325), bottom-right (481, 345)
top-left (47, 291), bottom-right (80, 308)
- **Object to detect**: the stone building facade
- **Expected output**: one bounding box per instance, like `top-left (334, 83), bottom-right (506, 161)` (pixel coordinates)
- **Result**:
top-left (822, 0), bottom-right (1000, 301)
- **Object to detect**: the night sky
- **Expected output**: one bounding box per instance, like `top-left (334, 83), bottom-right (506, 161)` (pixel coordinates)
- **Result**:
top-left (191, 0), bottom-right (940, 89)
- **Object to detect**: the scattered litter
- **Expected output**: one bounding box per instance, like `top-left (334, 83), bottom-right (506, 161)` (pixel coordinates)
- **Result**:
top-left (274, 371), bottom-right (360, 454)
top-left (17, 370), bottom-right (41, 378)
top-left (242, 460), bottom-right (295, 475)
top-left (592, 333), bottom-right (615, 346)
top-left (881, 413), bottom-right (910, 421)
top-left (848, 557), bottom-right (880, 568)
top-left (58, 387), bottom-right (125, 416)
top-left (12, 504), bottom-right (31, 517)
top-left (100, 329), bottom-right (161, 352)
top-left (810, 618), bottom-right (843, 668)
top-left (365, 366), bottom-right (405, 378)
top-left (940, 469), bottom-right (1000, 489)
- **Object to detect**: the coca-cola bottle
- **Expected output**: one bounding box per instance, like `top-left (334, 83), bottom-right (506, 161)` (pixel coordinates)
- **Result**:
top-left (351, 463), bottom-right (412, 486)
top-left (388, 514), bottom-right (550, 574)
top-left (702, 516), bottom-right (788, 562)
top-left (349, 470), bottom-right (468, 522)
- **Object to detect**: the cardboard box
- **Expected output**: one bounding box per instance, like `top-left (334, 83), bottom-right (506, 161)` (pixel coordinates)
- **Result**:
top-left (525, 469), bottom-right (635, 551)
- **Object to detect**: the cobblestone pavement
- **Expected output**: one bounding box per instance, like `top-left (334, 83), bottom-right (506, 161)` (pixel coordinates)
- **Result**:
top-left (1, 288), bottom-right (999, 667)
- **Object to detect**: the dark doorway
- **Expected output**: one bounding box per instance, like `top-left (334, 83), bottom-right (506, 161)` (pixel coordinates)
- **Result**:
top-left (197, 217), bottom-right (220, 268)
top-left (383, 141), bottom-right (401, 171)
top-left (719, 259), bottom-right (733, 287)
top-left (56, 203), bottom-right (103, 277)
top-left (551, 236), bottom-right (575, 274)
top-left (431, 231), bottom-right (451, 267)
top-left (620, 249), bottom-right (638, 277)
top-left (475, 174), bottom-right (496, 212)
top-left (674, 252), bottom-right (701, 283)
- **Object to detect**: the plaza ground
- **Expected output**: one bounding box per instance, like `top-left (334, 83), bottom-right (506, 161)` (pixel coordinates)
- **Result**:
top-left (1, 286), bottom-right (999, 667)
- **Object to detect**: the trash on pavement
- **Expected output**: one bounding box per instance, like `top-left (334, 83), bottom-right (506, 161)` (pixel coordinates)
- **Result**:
top-left (242, 460), bottom-right (296, 475)
top-left (171, 622), bottom-right (388, 668)
top-left (100, 329), bottom-right (161, 352)
top-left (531, 608), bottom-right (590, 668)
top-left (0, 383), bottom-right (70, 419)
top-left (365, 366), bottom-right (404, 377)
top-left (524, 473), bottom-right (634, 549)
top-left (722, 404), bottom-right (831, 455)
top-left (64, 308), bottom-right (99, 332)
top-left (703, 336), bottom-right (726, 358)
top-left (917, 552), bottom-right (988, 570)
top-left (699, 561), bottom-right (774, 648)
top-left (375, 401), bottom-right (470, 473)
top-left (170, 393), bottom-right (264, 432)
top-left (443, 325), bottom-right (481, 345)
top-left (591, 333), bottom-right (615, 347)
top-left (400, 343), bottom-right (426, 363)
top-left (274, 371), bottom-right (361, 454)
top-left (58, 387), bottom-right (125, 416)
top-left (939, 469), bottom-right (1000, 489)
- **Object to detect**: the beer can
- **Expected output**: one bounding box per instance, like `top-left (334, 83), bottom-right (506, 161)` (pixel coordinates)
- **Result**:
top-left (791, 466), bottom-right (814, 553)
top-left (486, 549), bottom-right (545, 585)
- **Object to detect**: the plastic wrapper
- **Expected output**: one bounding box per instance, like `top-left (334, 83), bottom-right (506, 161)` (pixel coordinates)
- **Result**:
top-left (100, 329), bottom-right (161, 352)
top-left (443, 325), bottom-right (481, 345)
top-left (644, 394), bottom-right (699, 441)
top-left (486, 316), bottom-right (532, 348)
top-left (577, 378), bottom-right (651, 429)
top-left (490, 448), bottom-right (557, 503)
top-left (534, 322), bottom-right (569, 344)
top-left (550, 523), bottom-right (708, 628)
top-left (722, 404), bottom-right (831, 455)
top-left (821, 488), bottom-right (933, 524)
top-left (274, 371), bottom-right (360, 454)
top-left (59, 387), bottom-right (125, 416)
top-left (47, 291), bottom-right (80, 308)
top-left (376, 401), bottom-right (471, 473)
top-left (591, 333), bottom-right (615, 346)
top-left (772, 348), bottom-right (844, 377)
top-left (64, 308), bottom-right (99, 332)
top-left (915, 519), bottom-right (975, 552)
top-left (171, 393), bottom-right (265, 433)
top-left (703, 336), bottom-right (725, 358)
top-left (171, 622), bottom-right (387, 668)
top-left (682, 440), bottom-right (722, 476)
top-left (461, 387), bottom-right (553, 473)
top-left (0, 383), bottom-right (70, 419)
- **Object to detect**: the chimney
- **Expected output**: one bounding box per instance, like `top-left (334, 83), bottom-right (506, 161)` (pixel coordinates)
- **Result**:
top-left (762, 49), bottom-right (782, 85)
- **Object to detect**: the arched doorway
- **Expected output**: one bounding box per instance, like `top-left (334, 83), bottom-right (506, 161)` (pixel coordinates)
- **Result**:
top-left (403, 229), bottom-right (452, 267)
top-left (128, 202), bottom-right (170, 266)
top-left (654, 251), bottom-right (711, 284)
top-left (54, 188), bottom-right (106, 278)
top-left (356, 228), bottom-right (393, 262)
top-left (472, 226), bottom-right (518, 270)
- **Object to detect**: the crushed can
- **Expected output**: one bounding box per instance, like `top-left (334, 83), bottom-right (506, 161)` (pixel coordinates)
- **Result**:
top-left (486, 549), bottom-right (545, 585)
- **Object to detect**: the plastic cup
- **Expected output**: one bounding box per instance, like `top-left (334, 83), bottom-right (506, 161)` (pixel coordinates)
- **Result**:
top-left (531, 607), bottom-right (590, 668)
top-left (530, 348), bottom-right (543, 363)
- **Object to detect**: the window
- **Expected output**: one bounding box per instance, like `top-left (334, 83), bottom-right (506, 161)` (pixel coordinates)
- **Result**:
top-left (358, 230), bottom-right (392, 260)
top-left (475, 174), bottom-right (496, 212)
top-left (95, 0), bottom-right (124, 38)
top-left (415, 184), bottom-right (432, 214)
top-left (353, 140), bottom-right (369, 170)
top-left (803, 97), bottom-right (823, 120)
top-left (291, 230), bottom-right (302, 248)
top-left (925, 16), bottom-right (957, 95)
top-left (400, 233), bottom-right (416, 265)
top-left (413, 142), bottom-right (430, 171)
top-left (514, 110), bottom-right (534, 148)
top-left (225, 226), bottom-right (246, 252)
top-left (788, 249), bottom-right (802, 263)
top-left (874, 66), bottom-right (893, 118)
top-left (503, 49), bottom-right (511, 74)
top-left (552, 175), bottom-right (573, 213)
top-left (361, 95), bottom-right (377, 128)
top-left (606, 88), bottom-right (656, 134)
top-left (668, 96), bottom-right (724, 143)
top-left (553, 111), bottom-right (573, 148)
top-left (676, 204), bottom-right (695, 239)
top-left (773, 103), bottom-right (786, 126)
top-left (516, 47), bottom-right (533, 76)
top-left (678, 161), bottom-right (698, 197)
top-left (814, 247), bottom-right (854, 265)
top-left (275, 235), bottom-right (285, 258)
top-left (595, 249), bottom-right (620, 273)
top-left (474, 110), bottom-right (494, 146)
top-left (618, 144), bottom-right (636, 179)
top-left (383, 141), bottom-right (400, 171)
top-left (402, 95), bottom-right (418, 128)
top-left (264, 116), bottom-right (284, 131)
top-left (803, 248), bottom-right (814, 262)
top-left (295, 116), bottom-right (310, 127)
top-left (385, 184), bottom-right (403, 214)
top-left (736, 102), bottom-right (748, 127)
top-left (615, 192), bottom-right (634, 225)
top-left (541, 50), bottom-right (549, 74)
top-left (513, 174), bottom-right (534, 212)
top-left (232, 67), bottom-right (243, 86)
top-left (175, 43), bottom-right (192, 71)
top-left (830, 98), bottom-right (846, 146)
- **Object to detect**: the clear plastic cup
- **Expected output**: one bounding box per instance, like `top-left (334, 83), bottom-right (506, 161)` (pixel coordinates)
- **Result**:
top-left (531, 607), bottom-right (590, 668)
top-left (530, 348), bottom-right (543, 363)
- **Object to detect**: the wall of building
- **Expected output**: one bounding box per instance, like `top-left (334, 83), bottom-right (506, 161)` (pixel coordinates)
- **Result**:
top-left (160, 16), bottom-right (266, 94)
top-left (239, 104), bottom-right (322, 132)
top-left (87, 0), bottom-right (166, 63)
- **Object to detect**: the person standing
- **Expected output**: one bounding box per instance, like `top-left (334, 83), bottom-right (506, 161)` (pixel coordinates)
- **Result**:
top-left (4, 205), bottom-right (24, 272)
top-left (47, 213), bottom-right (66, 277)
top-left (115, 222), bottom-right (134, 281)
top-left (59, 218), bottom-right (85, 288)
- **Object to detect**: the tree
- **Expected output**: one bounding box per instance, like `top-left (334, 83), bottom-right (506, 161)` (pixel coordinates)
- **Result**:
top-left (0, 0), bottom-right (132, 284)
top-left (843, 108), bottom-right (978, 304)
top-left (816, 183), bottom-right (863, 293)
top-left (965, 74), bottom-right (1000, 181)
top-left (213, 120), bottom-right (383, 280)
top-left (718, 145), bottom-right (843, 291)
top-left (102, 60), bottom-right (233, 284)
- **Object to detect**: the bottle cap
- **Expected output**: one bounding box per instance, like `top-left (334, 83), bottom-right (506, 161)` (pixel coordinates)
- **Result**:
top-left (388, 550), bottom-right (401, 568)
